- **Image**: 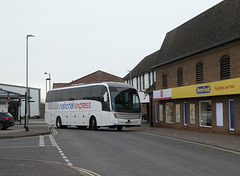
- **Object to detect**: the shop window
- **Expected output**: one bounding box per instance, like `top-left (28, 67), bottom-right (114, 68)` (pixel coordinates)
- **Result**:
top-left (166, 102), bottom-right (173, 123)
top-left (200, 101), bottom-right (212, 127)
top-left (159, 104), bottom-right (163, 121)
top-left (163, 73), bottom-right (167, 89)
top-left (220, 55), bottom-right (230, 80)
top-left (177, 68), bottom-right (183, 86)
top-left (190, 103), bottom-right (195, 124)
top-left (176, 104), bottom-right (180, 123)
top-left (196, 62), bottom-right (203, 83)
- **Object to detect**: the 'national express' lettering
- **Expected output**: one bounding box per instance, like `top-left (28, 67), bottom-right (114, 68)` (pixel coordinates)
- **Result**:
top-left (59, 102), bottom-right (74, 109)
top-left (75, 102), bottom-right (91, 110)
top-left (59, 102), bottom-right (91, 110)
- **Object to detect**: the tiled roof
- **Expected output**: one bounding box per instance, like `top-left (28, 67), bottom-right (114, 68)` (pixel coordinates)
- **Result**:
top-left (124, 50), bottom-right (159, 79)
top-left (61, 70), bottom-right (124, 87)
top-left (154, 0), bottom-right (240, 68)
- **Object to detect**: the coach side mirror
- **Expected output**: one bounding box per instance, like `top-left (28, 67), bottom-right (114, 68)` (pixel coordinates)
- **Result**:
top-left (103, 92), bottom-right (108, 102)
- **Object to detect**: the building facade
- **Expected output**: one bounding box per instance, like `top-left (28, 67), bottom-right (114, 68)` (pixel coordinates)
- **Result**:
top-left (124, 51), bottom-right (158, 122)
top-left (151, 0), bottom-right (240, 134)
top-left (0, 83), bottom-right (41, 119)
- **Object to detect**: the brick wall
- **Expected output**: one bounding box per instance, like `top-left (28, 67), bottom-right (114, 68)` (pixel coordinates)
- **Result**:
top-left (153, 40), bottom-right (240, 134)
top-left (156, 40), bottom-right (240, 90)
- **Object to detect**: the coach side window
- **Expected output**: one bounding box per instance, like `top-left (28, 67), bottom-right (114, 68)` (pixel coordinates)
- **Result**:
top-left (91, 86), bottom-right (102, 101)
top-left (71, 88), bottom-right (81, 100)
top-left (46, 91), bottom-right (56, 102)
top-left (62, 89), bottom-right (72, 101)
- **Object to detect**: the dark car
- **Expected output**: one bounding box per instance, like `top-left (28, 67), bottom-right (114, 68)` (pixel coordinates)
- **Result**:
top-left (0, 112), bottom-right (15, 130)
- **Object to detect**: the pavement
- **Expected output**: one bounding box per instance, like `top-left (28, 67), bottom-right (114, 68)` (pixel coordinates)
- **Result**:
top-left (0, 119), bottom-right (240, 176)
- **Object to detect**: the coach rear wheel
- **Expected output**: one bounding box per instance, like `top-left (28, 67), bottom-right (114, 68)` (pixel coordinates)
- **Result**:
top-left (56, 117), bottom-right (62, 128)
top-left (89, 117), bottom-right (97, 130)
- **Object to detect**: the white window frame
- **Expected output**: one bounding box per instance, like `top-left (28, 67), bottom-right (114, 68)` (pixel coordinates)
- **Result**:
top-left (166, 102), bottom-right (174, 124)
top-left (199, 100), bottom-right (212, 128)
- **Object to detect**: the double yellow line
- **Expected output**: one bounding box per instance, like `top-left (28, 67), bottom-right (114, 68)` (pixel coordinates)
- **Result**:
top-left (73, 167), bottom-right (101, 176)
top-left (50, 127), bottom-right (101, 176)
top-left (51, 127), bottom-right (58, 135)
top-left (140, 132), bottom-right (240, 155)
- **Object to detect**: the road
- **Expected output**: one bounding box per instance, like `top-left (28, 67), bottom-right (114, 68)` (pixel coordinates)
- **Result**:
top-left (0, 127), bottom-right (240, 176)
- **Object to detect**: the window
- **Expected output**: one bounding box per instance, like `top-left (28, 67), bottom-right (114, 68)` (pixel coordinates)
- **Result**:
top-left (163, 73), bottom-right (167, 89)
top-left (148, 72), bottom-right (151, 88)
top-left (190, 103), bottom-right (195, 124)
top-left (143, 75), bottom-right (145, 89)
top-left (159, 104), bottom-right (163, 121)
top-left (71, 88), bottom-right (81, 100)
top-left (152, 71), bottom-right (155, 84)
top-left (196, 62), bottom-right (203, 83)
top-left (176, 104), bottom-right (180, 123)
top-left (220, 55), bottom-right (230, 80)
top-left (46, 91), bottom-right (56, 102)
top-left (140, 76), bottom-right (142, 90)
top-left (166, 102), bottom-right (174, 123)
top-left (200, 101), bottom-right (212, 127)
top-left (177, 68), bottom-right (183, 86)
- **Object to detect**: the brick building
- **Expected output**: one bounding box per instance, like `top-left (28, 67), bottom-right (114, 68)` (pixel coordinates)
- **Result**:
top-left (151, 0), bottom-right (240, 134)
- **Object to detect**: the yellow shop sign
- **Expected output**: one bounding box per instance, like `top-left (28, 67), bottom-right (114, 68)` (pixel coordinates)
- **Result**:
top-left (172, 77), bottom-right (240, 99)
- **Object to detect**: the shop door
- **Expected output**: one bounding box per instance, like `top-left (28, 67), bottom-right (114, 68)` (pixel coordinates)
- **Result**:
top-left (184, 102), bottom-right (187, 126)
top-left (155, 103), bottom-right (158, 122)
top-left (229, 100), bottom-right (234, 131)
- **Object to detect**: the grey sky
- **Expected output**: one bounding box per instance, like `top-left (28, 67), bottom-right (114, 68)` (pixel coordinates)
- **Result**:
top-left (0, 0), bottom-right (222, 101)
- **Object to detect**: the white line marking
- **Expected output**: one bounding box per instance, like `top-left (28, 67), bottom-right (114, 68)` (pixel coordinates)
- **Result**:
top-left (49, 135), bottom-right (57, 146)
top-left (48, 135), bottom-right (73, 167)
top-left (39, 136), bottom-right (45, 147)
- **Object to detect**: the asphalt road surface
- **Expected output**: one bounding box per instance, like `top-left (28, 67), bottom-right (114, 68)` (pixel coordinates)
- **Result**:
top-left (1, 127), bottom-right (240, 176)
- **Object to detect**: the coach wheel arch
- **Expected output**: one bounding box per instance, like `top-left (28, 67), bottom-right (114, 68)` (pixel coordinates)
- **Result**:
top-left (89, 116), bottom-right (97, 130)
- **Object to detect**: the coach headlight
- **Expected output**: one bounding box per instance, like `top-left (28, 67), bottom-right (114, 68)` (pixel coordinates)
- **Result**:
top-left (112, 111), bottom-right (117, 118)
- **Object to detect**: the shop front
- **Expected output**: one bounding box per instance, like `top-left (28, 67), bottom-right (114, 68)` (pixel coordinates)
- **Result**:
top-left (0, 88), bottom-right (24, 121)
top-left (153, 78), bottom-right (240, 134)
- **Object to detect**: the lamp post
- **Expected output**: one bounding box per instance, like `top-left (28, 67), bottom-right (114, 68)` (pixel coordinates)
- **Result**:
top-left (25, 34), bottom-right (34, 131)
top-left (44, 72), bottom-right (51, 95)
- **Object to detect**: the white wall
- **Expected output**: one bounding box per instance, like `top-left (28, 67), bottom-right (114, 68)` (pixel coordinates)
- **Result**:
top-left (0, 102), bottom-right (8, 112)
top-left (125, 71), bottom-right (156, 103)
top-left (0, 84), bottom-right (40, 117)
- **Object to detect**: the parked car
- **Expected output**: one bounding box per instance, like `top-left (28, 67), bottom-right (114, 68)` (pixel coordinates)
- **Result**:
top-left (0, 112), bottom-right (15, 130)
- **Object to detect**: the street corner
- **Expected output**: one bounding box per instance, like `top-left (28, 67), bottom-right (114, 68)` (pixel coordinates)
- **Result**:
top-left (0, 122), bottom-right (51, 139)
top-left (0, 158), bottom-right (84, 176)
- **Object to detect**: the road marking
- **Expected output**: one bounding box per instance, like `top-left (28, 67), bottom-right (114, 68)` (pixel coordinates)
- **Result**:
top-left (49, 134), bottom-right (74, 167)
top-left (139, 132), bottom-right (240, 155)
top-left (49, 127), bottom-right (101, 175)
top-left (39, 135), bottom-right (45, 147)
top-left (73, 167), bottom-right (102, 176)
top-left (52, 127), bottom-right (58, 135)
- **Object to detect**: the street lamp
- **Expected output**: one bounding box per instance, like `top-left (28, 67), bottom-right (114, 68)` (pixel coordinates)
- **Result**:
top-left (25, 34), bottom-right (34, 131)
top-left (44, 72), bottom-right (51, 94)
